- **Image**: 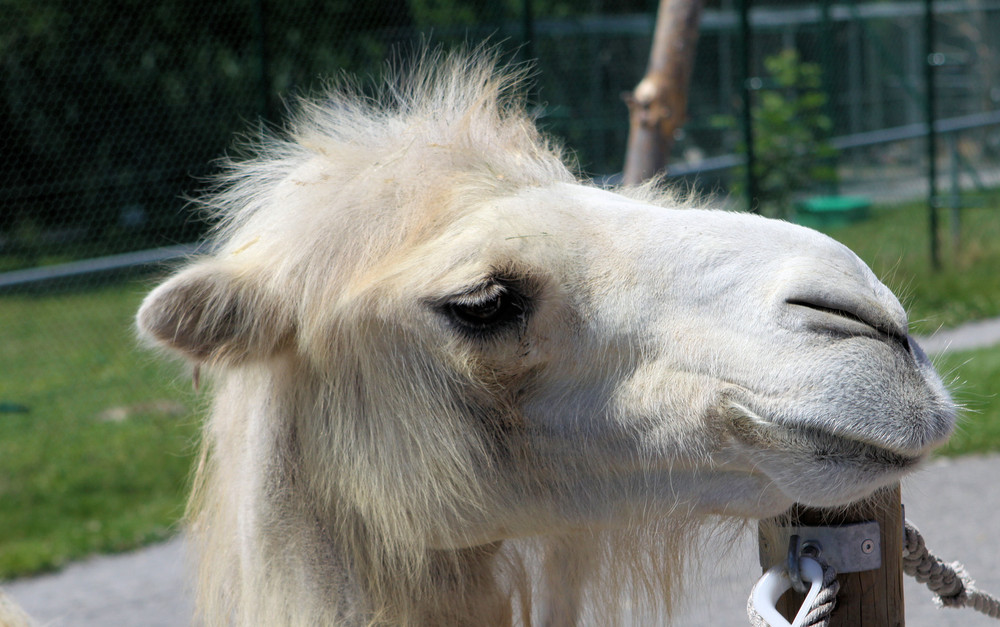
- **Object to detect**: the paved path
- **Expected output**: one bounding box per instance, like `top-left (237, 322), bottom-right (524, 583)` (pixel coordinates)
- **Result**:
top-left (915, 317), bottom-right (1000, 354)
top-left (6, 321), bottom-right (1000, 626)
top-left (6, 453), bottom-right (999, 626)
top-left (5, 538), bottom-right (192, 627)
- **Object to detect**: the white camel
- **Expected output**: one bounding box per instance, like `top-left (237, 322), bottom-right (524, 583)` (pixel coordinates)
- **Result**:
top-left (136, 50), bottom-right (955, 625)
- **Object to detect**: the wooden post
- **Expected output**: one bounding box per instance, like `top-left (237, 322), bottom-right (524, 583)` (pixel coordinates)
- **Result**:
top-left (622, 0), bottom-right (705, 184)
top-left (758, 483), bottom-right (905, 626)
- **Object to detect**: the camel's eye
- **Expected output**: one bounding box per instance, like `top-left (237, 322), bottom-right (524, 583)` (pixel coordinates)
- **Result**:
top-left (442, 280), bottom-right (529, 337)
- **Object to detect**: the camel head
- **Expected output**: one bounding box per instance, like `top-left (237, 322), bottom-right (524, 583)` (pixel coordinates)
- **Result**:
top-left (136, 50), bottom-right (954, 622)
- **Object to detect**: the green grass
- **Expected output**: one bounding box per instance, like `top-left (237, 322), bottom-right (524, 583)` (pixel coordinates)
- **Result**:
top-left (936, 345), bottom-right (1000, 457)
top-left (0, 280), bottom-right (200, 580)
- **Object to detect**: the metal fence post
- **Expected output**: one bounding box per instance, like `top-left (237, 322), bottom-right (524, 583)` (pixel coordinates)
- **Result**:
top-left (522, 0), bottom-right (535, 62)
top-left (925, 0), bottom-right (941, 269)
top-left (739, 0), bottom-right (759, 213)
top-left (253, 0), bottom-right (273, 124)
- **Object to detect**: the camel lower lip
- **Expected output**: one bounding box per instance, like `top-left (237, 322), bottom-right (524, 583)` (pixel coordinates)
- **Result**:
top-left (832, 436), bottom-right (922, 469)
top-left (727, 412), bottom-right (923, 469)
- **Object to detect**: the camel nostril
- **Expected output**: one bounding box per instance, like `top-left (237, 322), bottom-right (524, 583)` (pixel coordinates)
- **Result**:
top-left (786, 297), bottom-right (910, 350)
top-left (786, 298), bottom-right (872, 329)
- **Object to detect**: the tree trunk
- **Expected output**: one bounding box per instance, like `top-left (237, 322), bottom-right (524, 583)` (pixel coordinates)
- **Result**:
top-left (622, 0), bottom-right (705, 185)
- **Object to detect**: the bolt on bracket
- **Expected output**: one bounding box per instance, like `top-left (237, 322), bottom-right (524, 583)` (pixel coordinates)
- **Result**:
top-left (759, 520), bottom-right (882, 575)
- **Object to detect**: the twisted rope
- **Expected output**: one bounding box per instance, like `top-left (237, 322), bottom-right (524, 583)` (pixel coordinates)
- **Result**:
top-left (797, 559), bottom-right (840, 627)
top-left (747, 556), bottom-right (840, 627)
top-left (903, 521), bottom-right (1000, 619)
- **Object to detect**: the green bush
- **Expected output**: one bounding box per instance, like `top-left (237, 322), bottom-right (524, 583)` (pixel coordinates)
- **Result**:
top-left (714, 49), bottom-right (838, 218)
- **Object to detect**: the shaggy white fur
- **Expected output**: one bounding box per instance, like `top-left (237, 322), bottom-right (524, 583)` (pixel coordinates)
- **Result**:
top-left (136, 49), bottom-right (955, 625)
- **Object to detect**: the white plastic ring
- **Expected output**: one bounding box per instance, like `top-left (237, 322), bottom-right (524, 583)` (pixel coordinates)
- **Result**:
top-left (751, 556), bottom-right (825, 627)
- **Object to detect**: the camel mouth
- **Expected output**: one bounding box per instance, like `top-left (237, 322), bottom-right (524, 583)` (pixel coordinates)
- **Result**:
top-left (722, 408), bottom-right (928, 507)
top-left (725, 409), bottom-right (925, 471)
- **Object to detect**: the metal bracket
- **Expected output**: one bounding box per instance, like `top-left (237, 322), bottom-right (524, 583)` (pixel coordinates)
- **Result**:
top-left (759, 520), bottom-right (881, 575)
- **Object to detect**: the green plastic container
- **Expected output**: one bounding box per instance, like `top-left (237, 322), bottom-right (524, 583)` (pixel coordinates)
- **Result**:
top-left (795, 195), bottom-right (871, 228)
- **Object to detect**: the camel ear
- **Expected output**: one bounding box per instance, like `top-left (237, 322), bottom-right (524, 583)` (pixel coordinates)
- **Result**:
top-left (137, 261), bottom-right (292, 364)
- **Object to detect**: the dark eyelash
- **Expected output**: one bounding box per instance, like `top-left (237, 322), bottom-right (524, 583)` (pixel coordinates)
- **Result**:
top-left (439, 279), bottom-right (531, 337)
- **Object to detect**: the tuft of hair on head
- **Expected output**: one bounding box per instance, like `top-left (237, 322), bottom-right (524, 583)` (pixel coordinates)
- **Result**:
top-left (194, 43), bottom-right (574, 249)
